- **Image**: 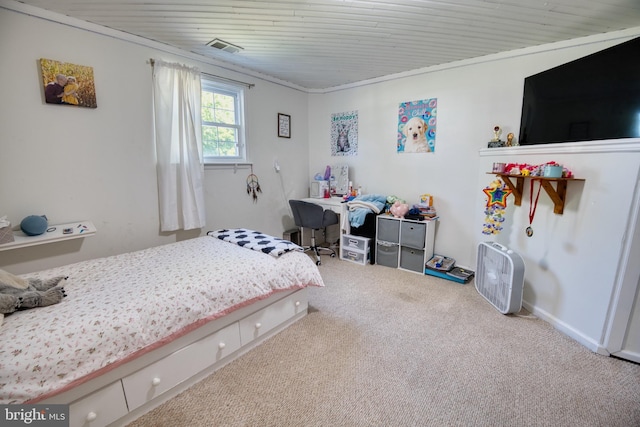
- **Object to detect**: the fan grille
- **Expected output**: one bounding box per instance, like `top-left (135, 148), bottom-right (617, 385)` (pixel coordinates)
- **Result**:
top-left (477, 246), bottom-right (512, 312)
top-left (476, 242), bottom-right (525, 314)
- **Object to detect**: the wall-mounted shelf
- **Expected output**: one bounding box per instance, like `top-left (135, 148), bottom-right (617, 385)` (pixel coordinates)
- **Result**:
top-left (0, 220), bottom-right (96, 251)
top-left (488, 173), bottom-right (585, 214)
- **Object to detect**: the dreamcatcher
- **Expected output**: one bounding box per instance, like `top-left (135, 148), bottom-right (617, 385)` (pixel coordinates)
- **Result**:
top-left (246, 166), bottom-right (262, 202)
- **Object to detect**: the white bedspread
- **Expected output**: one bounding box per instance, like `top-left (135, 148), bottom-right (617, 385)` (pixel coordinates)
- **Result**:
top-left (0, 236), bottom-right (324, 404)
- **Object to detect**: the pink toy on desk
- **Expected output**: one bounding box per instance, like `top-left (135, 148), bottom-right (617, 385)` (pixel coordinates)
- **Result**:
top-left (389, 201), bottom-right (410, 218)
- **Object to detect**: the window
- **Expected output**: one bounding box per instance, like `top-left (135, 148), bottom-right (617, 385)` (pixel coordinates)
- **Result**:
top-left (201, 79), bottom-right (246, 163)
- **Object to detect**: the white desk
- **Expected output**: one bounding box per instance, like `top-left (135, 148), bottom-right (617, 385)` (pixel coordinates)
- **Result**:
top-left (300, 197), bottom-right (350, 249)
top-left (301, 197), bottom-right (346, 215)
top-left (301, 197), bottom-right (350, 232)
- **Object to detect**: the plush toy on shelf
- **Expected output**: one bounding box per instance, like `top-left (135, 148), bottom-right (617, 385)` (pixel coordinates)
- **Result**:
top-left (389, 200), bottom-right (410, 218)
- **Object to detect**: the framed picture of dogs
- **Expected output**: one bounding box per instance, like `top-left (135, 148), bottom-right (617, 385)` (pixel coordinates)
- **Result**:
top-left (330, 110), bottom-right (358, 156)
top-left (398, 98), bottom-right (437, 153)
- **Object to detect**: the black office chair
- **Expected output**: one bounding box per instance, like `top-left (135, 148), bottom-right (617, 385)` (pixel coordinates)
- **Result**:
top-left (289, 199), bottom-right (339, 265)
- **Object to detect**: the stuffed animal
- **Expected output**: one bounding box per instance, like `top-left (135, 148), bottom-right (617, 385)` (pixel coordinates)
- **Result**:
top-left (0, 269), bottom-right (67, 314)
top-left (389, 200), bottom-right (410, 218)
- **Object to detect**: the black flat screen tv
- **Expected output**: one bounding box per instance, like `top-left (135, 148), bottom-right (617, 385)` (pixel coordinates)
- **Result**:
top-left (518, 36), bottom-right (640, 145)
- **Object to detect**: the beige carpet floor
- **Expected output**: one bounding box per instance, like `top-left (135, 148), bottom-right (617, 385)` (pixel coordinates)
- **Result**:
top-left (128, 255), bottom-right (640, 427)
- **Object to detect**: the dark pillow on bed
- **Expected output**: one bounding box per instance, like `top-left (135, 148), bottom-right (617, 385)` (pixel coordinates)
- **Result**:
top-left (208, 229), bottom-right (303, 257)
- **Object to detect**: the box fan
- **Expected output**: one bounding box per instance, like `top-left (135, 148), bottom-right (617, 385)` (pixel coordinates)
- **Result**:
top-left (475, 242), bottom-right (525, 314)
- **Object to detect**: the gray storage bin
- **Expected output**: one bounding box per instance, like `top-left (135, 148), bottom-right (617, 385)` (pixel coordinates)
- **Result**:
top-left (377, 217), bottom-right (400, 243)
top-left (400, 221), bottom-right (426, 248)
top-left (376, 242), bottom-right (399, 268)
top-left (400, 246), bottom-right (426, 273)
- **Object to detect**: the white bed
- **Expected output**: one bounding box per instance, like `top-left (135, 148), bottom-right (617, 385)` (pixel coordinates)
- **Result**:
top-left (0, 233), bottom-right (323, 426)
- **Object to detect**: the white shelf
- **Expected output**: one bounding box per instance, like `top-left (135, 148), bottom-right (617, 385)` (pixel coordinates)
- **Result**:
top-left (0, 220), bottom-right (96, 251)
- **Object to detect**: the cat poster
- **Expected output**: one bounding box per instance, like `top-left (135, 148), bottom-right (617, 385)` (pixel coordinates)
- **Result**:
top-left (331, 110), bottom-right (358, 156)
top-left (40, 58), bottom-right (98, 108)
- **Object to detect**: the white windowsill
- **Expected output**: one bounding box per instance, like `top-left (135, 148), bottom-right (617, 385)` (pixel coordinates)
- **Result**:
top-left (204, 162), bottom-right (253, 171)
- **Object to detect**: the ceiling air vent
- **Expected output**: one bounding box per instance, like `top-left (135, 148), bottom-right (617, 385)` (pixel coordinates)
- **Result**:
top-left (206, 38), bottom-right (243, 54)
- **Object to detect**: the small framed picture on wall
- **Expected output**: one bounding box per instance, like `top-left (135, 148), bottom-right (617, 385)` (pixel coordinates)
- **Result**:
top-left (278, 113), bottom-right (291, 138)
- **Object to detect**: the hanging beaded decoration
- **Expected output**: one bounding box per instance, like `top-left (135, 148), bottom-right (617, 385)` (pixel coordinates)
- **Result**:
top-left (482, 179), bottom-right (512, 235)
top-left (246, 166), bottom-right (262, 202)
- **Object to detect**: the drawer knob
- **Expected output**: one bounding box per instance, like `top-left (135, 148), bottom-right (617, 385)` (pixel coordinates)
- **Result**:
top-left (218, 342), bottom-right (226, 349)
top-left (255, 322), bottom-right (262, 329)
top-left (294, 301), bottom-right (300, 307)
top-left (86, 412), bottom-right (97, 422)
top-left (152, 377), bottom-right (161, 386)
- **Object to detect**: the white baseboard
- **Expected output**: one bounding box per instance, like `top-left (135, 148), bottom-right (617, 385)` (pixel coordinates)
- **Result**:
top-left (609, 349), bottom-right (640, 364)
top-left (522, 300), bottom-right (610, 356)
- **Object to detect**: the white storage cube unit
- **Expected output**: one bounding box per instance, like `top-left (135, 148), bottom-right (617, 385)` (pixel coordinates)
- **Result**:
top-left (340, 234), bottom-right (371, 265)
top-left (376, 215), bottom-right (437, 274)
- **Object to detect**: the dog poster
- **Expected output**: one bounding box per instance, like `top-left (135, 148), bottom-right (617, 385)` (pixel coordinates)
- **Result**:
top-left (40, 58), bottom-right (98, 108)
top-left (331, 110), bottom-right (358, 156)
top-left (398, 98), bottom-right (437, 153)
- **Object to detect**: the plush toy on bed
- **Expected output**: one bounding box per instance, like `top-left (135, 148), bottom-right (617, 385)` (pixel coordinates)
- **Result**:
top-left (0, 269), bottom-right (68, 315)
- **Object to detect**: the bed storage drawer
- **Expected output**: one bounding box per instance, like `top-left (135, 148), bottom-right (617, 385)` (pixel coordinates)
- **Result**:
top-left (69, 381), bottom-right (128, 427)
top-left (122, 322), bottom-right (241, 411)
top-left (239, 292), bottom-right (308, 345)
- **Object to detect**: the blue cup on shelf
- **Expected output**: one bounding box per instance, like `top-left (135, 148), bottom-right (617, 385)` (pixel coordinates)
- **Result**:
top-left (543, 165), bottom-right (563, 178)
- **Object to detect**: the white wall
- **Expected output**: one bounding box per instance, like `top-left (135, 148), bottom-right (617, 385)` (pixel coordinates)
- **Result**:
top-left (307, 31), bottom-right (640, 352)
top-left (1, 3), bottom-right (639, 354)
top-left (0, 7), bottom-right (310, 274)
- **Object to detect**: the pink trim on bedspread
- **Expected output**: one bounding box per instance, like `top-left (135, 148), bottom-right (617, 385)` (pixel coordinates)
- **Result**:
top-left (0, 237), bottom-right (323, 404)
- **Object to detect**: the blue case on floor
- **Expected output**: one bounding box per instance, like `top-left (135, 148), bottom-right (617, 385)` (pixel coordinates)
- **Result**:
top-left (424, 267), bottom-right (473, 284)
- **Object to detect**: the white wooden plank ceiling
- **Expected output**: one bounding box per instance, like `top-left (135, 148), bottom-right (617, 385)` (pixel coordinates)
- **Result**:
top-left (12, 0), bottom-right (640, 89)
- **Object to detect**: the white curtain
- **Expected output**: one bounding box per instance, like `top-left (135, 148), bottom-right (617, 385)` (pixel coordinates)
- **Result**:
top-left (152, 60), bottom-right (206, 231)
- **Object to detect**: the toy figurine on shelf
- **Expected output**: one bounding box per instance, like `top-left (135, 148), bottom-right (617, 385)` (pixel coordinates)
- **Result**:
top-left (506, 132), bottom-right (516, 146)
top-left (488, 125), bottom-right (505, 148)
top-left (492, 125), bottom-right (502, 142)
